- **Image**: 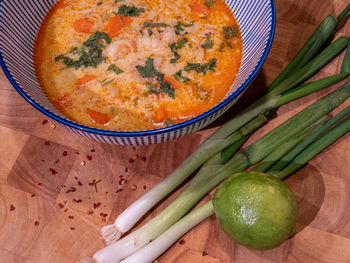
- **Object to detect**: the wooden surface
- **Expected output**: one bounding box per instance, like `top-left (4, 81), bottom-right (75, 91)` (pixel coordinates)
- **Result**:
top-left (1, 0), bottom-right (350, 262)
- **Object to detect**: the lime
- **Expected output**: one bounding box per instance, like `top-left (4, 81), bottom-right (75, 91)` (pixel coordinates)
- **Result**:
top-left (213, 171), bottom-right (297, 250)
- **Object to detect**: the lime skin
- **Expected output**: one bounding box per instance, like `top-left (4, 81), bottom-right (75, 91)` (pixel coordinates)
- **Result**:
top-left (213, 171), bottom-right (298, 250)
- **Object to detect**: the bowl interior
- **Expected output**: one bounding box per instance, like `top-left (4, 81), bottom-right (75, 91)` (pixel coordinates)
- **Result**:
top-left (0, 0), bottom-right (275, 143)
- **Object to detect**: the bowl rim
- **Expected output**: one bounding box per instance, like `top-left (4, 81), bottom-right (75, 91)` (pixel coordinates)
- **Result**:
top-left (0, 0), bottom-right (276, 137)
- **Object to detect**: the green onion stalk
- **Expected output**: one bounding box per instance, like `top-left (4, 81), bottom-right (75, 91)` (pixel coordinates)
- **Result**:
top-left (120, 106), bottom-right (350, 263)
top-left (100, 10), bottom-right (349, 245)
top-left (85, 81), bottom-right (350, 263)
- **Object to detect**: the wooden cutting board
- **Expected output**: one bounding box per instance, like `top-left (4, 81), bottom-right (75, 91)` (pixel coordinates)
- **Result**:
top-left (1, 0), bottom-right (350, 262)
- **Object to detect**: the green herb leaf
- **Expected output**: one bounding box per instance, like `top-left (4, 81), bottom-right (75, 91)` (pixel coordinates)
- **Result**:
top-left (108, 65), bottom-right (124, 74)
top-left (97, 1), bottom-right (103, 6)
top-left (169, 38), bottom-right (188, 64)
top-left (201, 33), bottom-right (213, 49)
top-left (117, 5), bottom-right (145, 16)
top-left (204, 0), bottom-right (215, 7)
top-left (142, 22), bottom-right (168, 28)
top-left (184, 58), bottom-right (217, 75)
top-left (137, 58), bottom-right (175, 98)
top-left (174, 21), bottom-right (193, 35)
top-left (173, 70), bottom-right (191, 82)
top-left (136, 58), bottom-right (158, 78)
top-left (101, 79), bottom-right (113, 86)
top-left (55, 31), bottom-right (111, 69)
top-left (223, 25), bottom-right (237, 39)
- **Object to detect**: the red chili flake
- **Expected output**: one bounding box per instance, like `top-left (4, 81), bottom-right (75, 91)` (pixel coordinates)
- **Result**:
top-left (74, 176), bottom-right (78, 180)
top-left (125, 168), bottom-right (128, 173)
top-left (73, 199), bottom-right (82, 203)
top-left (87, 209), bottom-right (94, 215)
top-left (62, 151), bottom-right (68, 156)
top-left (64, 208), bottom-right (68, 212)
top-left (130, 185), bottom-right (137, 191)
top-left (49, 168), bottom-right (58, 175)
top-left (55, 159), bottom-right (60, 164)
top-left (86, 154), bottom-right (92, 160)
top-left (70, 227), bottom-right (75, 230)
top-left (119, 178), bottom-right (127, 185)
top-left (42, 119), bottom-right (48, 125)
top-left (91, 149), bottom-right (96, 152)
top-left (202, 251), bottom-right (208, 256)
top-left (100, 212), bottom-right (108, 217)
top-left (116, 189), bottom-right (123, 194)
top-left (178, 239), bottom-right (185, 245)
top-left (31, 194), bottom-right (36, 198)
top-left (132, 147), bottom-right (136, 150)
top-left (93, 202), bottom-right (101, 209)
top-left (105, 191), bottom-right (109, 195)
top-left (141, 156), bottom-right (147, 162)
top-left (58, 203), bottom-right (64, 209)
top-left (37, 183), bottom-right (42, 187)
top-left (129, 158), bottom-right (134, 163)
top-left (68, 215), bottom-right (74, 219)
top-left (133, 154), bottom-right (139, 159)
top-left (10, 205), bottom-right (15, 211)
top-left (119, 175), bottom-right (124, 178)
top-left (44, 141), bottom-right (50, 146)
top-left (78, 181), bottom-right (83, 186)
top-left (41, 160), bottom-right (45, 162)
top-left (34, 221), bottom-right (39, 226)
top-left (66, 187), bottom-right (76, 193)
top-left (143, 185), bottom-right (147, 190)
top-left (101, 218), bottom-right (106, 223)
top-left (76, 151), bottom-right (80, 155)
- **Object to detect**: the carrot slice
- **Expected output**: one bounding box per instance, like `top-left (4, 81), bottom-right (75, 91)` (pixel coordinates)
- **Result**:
top-left (108, 16), bottom-right (133, 38)
top-left (86, 108), bottom-right (111, 125)
top-left (155, 104), bottom-right (168, 123)
top-left (164, 76), bottom-right (180, 90)
top-left (53, 93), bottom-right (72, 111)
top-left (190, 2), bottom-right (210, 17)
top-left (75, 75), bottom-right (96, 88)
top-left (73, 18), bottom-right (94, 34)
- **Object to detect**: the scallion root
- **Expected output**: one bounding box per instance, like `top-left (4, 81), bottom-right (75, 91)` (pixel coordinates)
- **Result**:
top-left (101, 224), bottom-right (123, 245)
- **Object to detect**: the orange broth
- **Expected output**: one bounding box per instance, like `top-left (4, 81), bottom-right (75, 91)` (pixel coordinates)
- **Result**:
top-left (34, 0), bottom-right (242, 131)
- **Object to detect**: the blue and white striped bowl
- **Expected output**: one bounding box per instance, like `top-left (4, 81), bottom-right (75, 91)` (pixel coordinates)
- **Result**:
top-left (0, 0), bottom-right (275, 145)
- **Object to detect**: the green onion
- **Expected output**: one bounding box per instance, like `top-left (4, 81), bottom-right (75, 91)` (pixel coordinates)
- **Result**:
top-left (88, 82), bottom-right (350, 263)
top-left (267, 106), bottom-right (350, 174)
top-left (99, 32), bottom-right (348, 249)
top-left (115, 85), bottom-right (350, 263)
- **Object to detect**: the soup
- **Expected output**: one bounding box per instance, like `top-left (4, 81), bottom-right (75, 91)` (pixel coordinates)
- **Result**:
top-left (35, 0), bottom-right (242, 131)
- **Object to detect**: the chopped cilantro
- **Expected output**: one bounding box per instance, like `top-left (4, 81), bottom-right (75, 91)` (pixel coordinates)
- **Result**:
top-left (219, 39), bottom-right (234, 52)
top-left (223, 25), bottom-right (237, 39)
top-left (114, 0), bottom-right (124, 3)
top-left (174, 21), bottom-right (193, 35)
top-left (146, 82), bottom-right (159, 94)
top-left (205, 0), bottom-right (216, 7)
top-left (169, 38), bottom-right (188, 64)
top-left (142, 22), bottom-right (167, 36)
top-left (201, 33), bottom-right (213, 49)
top-left (184, 58), bottom-right (217, 75)
top-left (108, 65), bottom-right (124, 74)
top-left (116, 5), bottom-right (145, 16)
top-left (142, 22), bottom-right (168, 28)
top-left (173, 70), bottom-right (190, 82)
top-left (97, 1), bottom-right (103, 5)
top-left (55, 32), bottom-right (111, 69)
top-left (136, 58), bottom-right (175, 99)
top-left (101, 79), bottom-right (113, 86)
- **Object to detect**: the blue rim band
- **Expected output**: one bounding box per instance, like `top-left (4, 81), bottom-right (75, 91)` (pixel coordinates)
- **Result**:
top-left (0, 0), bottom-right (276, 138)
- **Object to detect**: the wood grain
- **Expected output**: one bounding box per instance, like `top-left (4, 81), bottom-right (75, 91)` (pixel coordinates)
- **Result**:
top-left (1, 0), bottom-right (350, 262)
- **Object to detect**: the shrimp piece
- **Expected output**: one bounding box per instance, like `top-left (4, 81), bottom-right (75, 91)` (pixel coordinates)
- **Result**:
top-left (139, 27), bottom-right (178, 51)
top-left (104, 40), bottom-right (136, 62)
